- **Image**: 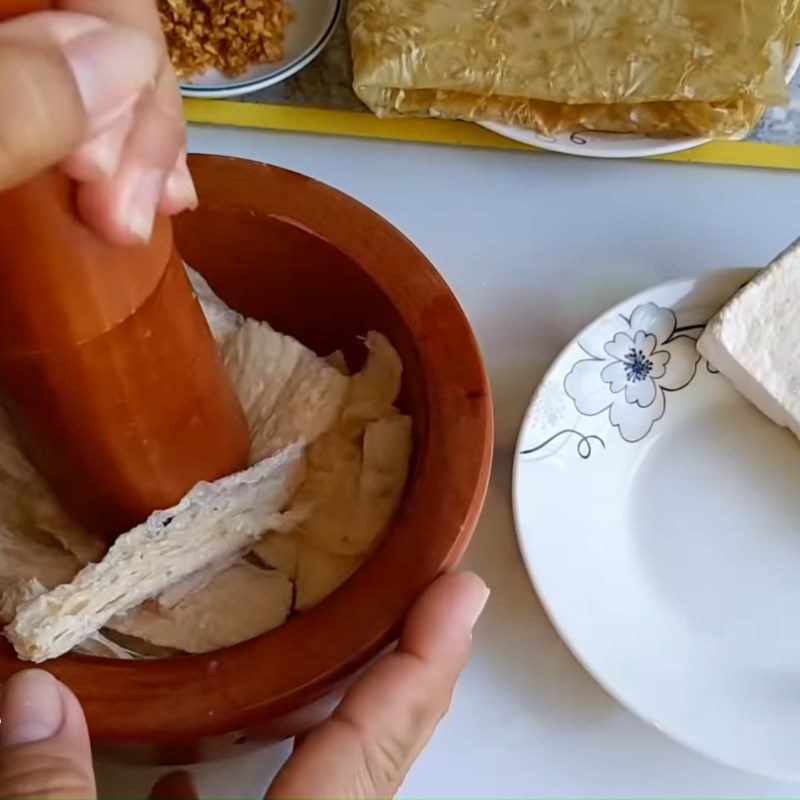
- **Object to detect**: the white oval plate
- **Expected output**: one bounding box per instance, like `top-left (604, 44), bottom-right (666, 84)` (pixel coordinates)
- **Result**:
top-left (514, 268), bottom-right (800, 780)
top-left (179, 0), bottom-right (341, 99)
top-left (483, 47), bottom-right (800, 158)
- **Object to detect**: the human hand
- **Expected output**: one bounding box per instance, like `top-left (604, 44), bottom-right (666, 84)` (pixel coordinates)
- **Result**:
top-left (0, 572), bottom-right (489, 800)
top-left (0, 0), bottom-right (194, 245)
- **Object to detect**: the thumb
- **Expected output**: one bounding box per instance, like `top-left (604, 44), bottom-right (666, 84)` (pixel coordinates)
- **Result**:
top-left (0, 11), bottom-right (161, 191)
top-left (268, 572), bottom-right (489, 800)
top-left (0, 670), bottom-right (96, 800)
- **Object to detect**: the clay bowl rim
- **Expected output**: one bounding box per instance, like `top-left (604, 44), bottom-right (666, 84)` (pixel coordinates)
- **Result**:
top-left (0, 156), bottom-right (493, 744)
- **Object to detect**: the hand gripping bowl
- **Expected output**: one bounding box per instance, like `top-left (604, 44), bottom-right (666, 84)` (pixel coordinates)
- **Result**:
top-left (0, 155), bottom-right (493, 763)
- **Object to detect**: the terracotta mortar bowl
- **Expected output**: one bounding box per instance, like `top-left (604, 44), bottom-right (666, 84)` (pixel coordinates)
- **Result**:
top-left (0, 155), bottom-right (493, 764)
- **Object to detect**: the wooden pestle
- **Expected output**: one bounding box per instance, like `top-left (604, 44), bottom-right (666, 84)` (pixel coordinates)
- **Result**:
top-left (0, 1), bottom-right (250, 543)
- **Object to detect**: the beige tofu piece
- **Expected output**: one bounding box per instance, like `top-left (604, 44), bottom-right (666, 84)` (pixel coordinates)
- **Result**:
top-left (155, 551), bottom-right (243, 610)
top-left (6, 446), bottom-right (303, 663)
top-left (350, 415), bottom-right (412, 552)
top-left (110, 562), bottom-right (292, 653)
top-left (298, 416), bottom-right (412, 556)
top-left (325, 350), bottom-right (350, 375)
top-left (0, 410), bottom-right (105, 564)
top-left (223, 320), bottom-right (348, 463)
top-left (251, 531), bottom-right (300, 579)
top-left (187, 266), bottom-right (244, 346)
top-left (0, 525), bottom-right (79, 594)
top-left (295, 541), bottom-right (362, 611)
top-left (293, 431), bottom-right (361, 555)
top-left (339, 332), bottom-right (403, 437)
top-left (0, 577), bottom-right (46, 624)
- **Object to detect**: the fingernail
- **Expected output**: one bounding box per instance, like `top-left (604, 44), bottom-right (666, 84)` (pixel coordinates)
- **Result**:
top-left (76, 133), bottom-right (123, 181)
top-left (164, 163), bottom-right (198, 211)
top-left (125, 169), bottom-right (163, 242)
top-left (0, 670), bottom-right (64, 747)
top-left (466, 583), bottom-right (490, 629)
top-left (90, 140), bottom-right (119, 179)
top-left (85, 115), bottom-right (131, 179)
top-left (64, 26), bottom-right (160, 134)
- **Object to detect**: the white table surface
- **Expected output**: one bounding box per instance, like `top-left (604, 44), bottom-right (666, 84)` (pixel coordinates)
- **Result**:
top-left (97, 125), bottom-right (800, 799)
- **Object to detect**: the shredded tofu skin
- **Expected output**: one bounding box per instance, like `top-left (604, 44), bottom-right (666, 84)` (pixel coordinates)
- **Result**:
top-left (1, 267), bottom-right (412, 662)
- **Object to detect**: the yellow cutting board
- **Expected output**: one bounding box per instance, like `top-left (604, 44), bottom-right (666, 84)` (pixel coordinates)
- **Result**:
top-left (185, 100), bottom-right (800, 172)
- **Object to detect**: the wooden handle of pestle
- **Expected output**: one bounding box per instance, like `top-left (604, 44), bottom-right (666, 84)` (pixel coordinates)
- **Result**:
top-left (0, 0), bottom-right (250, 542)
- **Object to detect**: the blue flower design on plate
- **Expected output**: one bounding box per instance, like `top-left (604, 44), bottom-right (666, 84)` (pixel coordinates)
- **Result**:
top-left (521, 302), bottom-right (708, 460)
top-left (564, 302), bottom-right (700, 443)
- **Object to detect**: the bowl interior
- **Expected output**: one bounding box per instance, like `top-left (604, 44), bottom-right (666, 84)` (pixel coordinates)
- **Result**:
top-left (173, 203), bottom-right (426, 452)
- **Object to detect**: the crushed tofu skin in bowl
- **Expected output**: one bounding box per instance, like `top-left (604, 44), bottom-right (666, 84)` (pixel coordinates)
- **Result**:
top-left (0, 156), bottom-right (492, 760)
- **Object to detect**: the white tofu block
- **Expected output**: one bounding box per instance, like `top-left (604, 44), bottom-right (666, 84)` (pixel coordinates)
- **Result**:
top-left (698, 239), bottom-right (800, 439)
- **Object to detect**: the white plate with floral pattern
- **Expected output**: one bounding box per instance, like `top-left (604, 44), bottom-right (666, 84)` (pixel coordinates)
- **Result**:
top-left (514, 268), bottom-right (800, 780)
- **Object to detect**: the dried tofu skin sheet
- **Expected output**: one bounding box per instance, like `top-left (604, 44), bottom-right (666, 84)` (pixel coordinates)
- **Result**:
top-left (350, 0), bottom-right (798, 108)
top-left (359, 84), bottom-right (766, 138)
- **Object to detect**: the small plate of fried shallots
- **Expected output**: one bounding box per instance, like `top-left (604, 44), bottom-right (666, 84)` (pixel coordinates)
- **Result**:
top-left (160, 0), bottom-right (341, 98)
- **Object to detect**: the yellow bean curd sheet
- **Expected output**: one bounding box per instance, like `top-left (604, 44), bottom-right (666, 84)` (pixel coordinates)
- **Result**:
top-left (349, 0), bottom-right (800, 138)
